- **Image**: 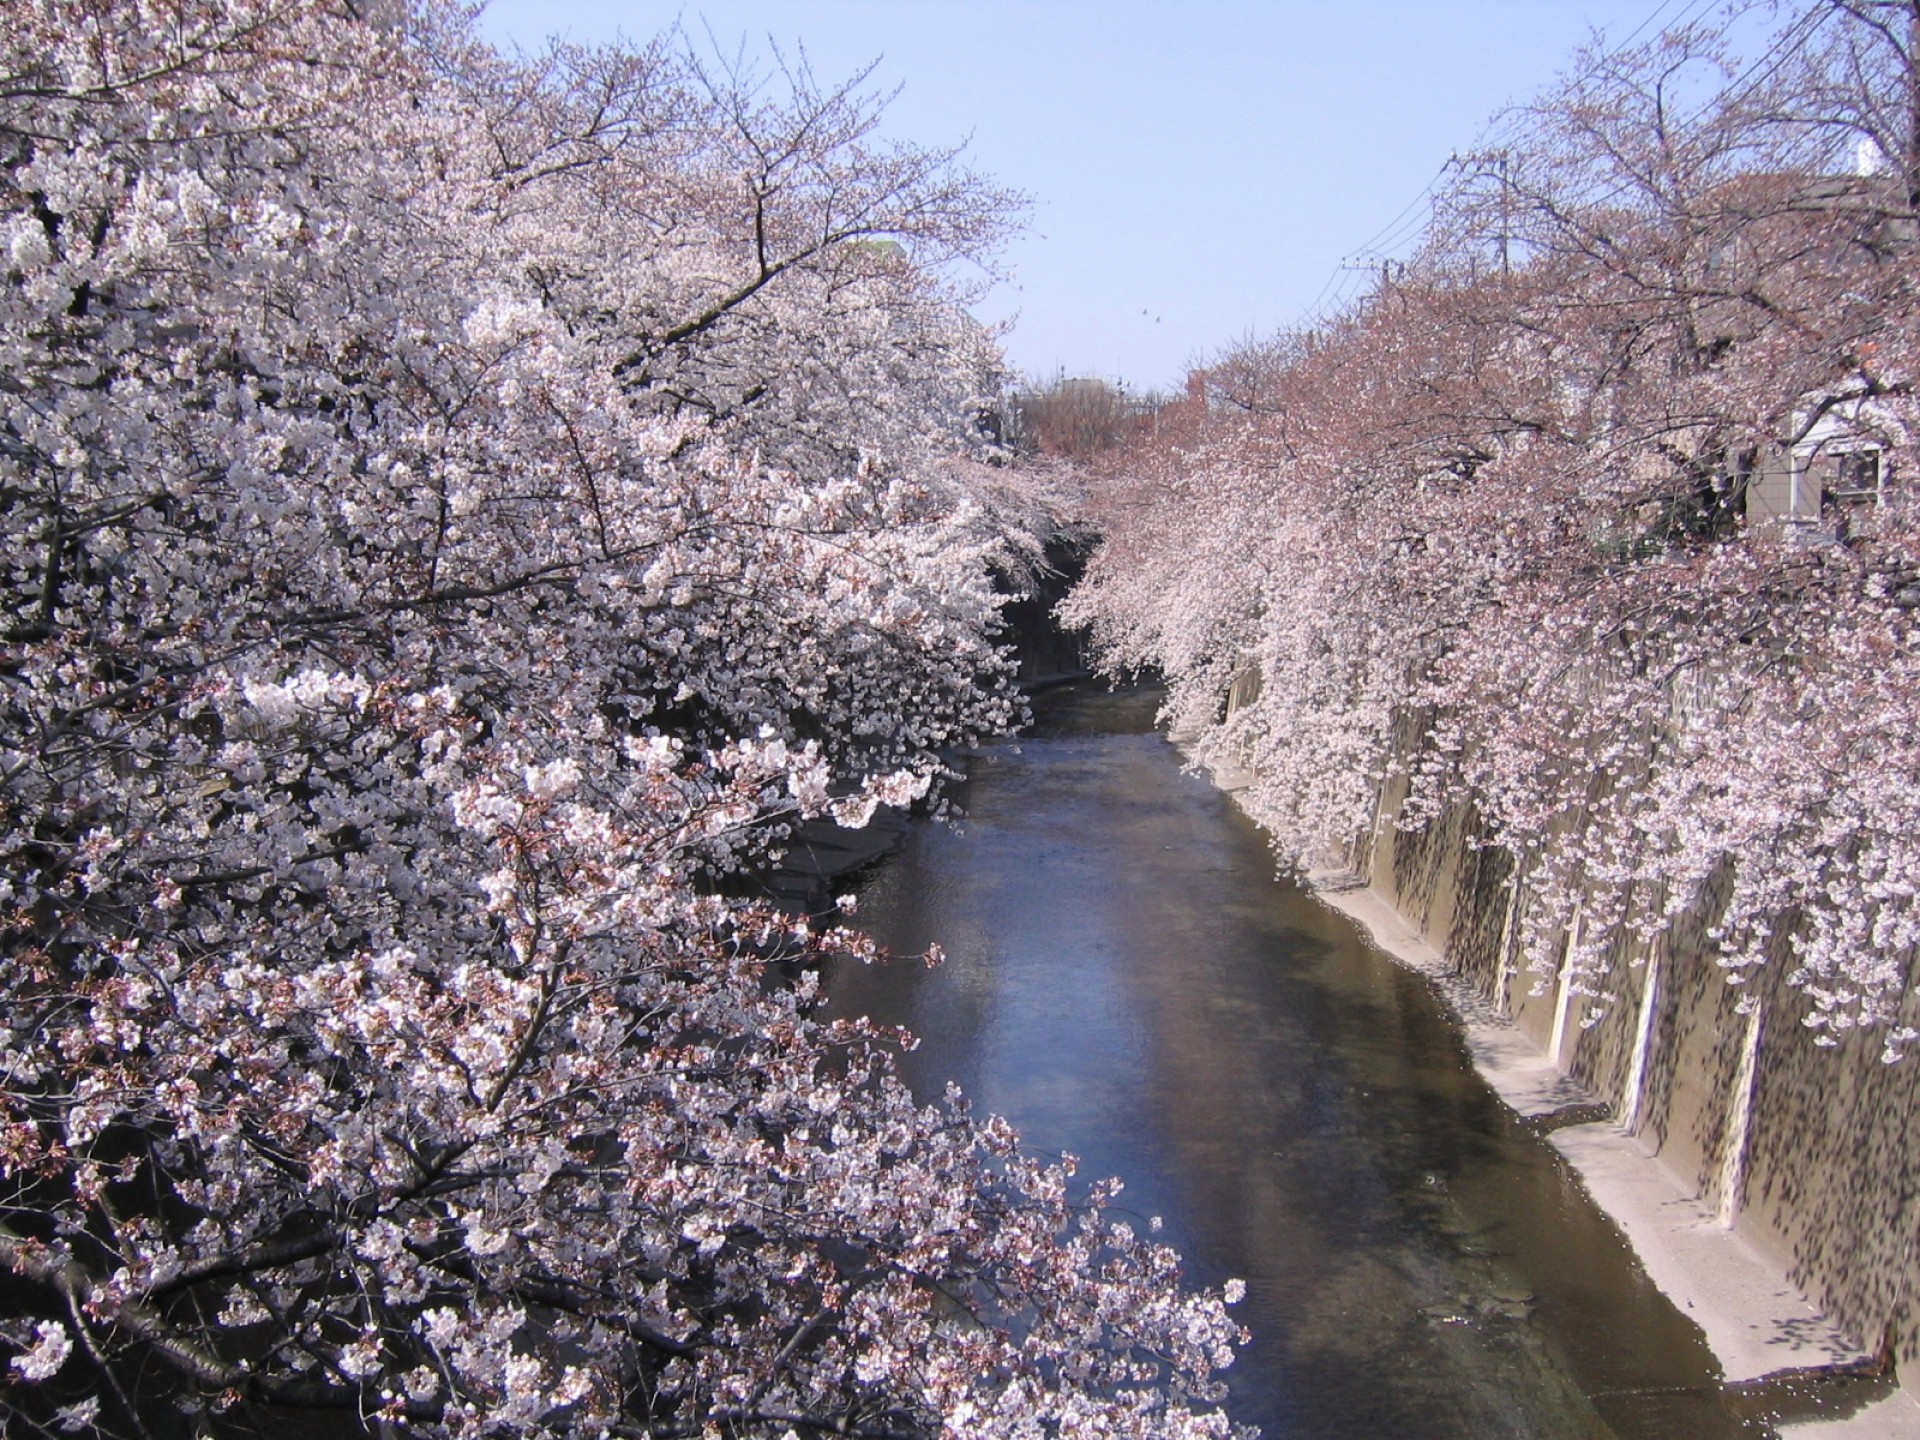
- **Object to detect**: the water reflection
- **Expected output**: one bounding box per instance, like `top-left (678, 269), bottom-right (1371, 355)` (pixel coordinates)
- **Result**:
top-left (826, 684), bottom-right (1768, 1439)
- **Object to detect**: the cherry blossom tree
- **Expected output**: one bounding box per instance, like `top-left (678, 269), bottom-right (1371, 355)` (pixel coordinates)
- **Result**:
top-left (0, 3), bottom-right (1249, 1435)
top-left (1067, 0), bottom-right (1920, 1054)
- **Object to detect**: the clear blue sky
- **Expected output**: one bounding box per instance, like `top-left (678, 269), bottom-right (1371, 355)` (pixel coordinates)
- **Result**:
top-left (478, 0), bottom-right (1695, 392)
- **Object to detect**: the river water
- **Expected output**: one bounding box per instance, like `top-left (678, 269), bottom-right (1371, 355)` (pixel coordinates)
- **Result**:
top-left (823, 683), bottom-right (1783, 1439)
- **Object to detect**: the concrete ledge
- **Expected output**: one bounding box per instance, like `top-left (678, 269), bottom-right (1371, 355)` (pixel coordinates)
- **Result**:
top-left (1304, 871), bottom-right (1449, 972)
top-left (1550, 1122), bottom-right (1860, 1384)
top-left (1202, 746), bottom-right (1904, 1426)
top-left (1305, 870), bottom-right (1891, 1422)
top-left (1308, 873), bottom-right (1595, 1116)
top-left (1777, 1390), bottom-right (1920, 1437)
top-left (761, 810), bottom-right (911, 914)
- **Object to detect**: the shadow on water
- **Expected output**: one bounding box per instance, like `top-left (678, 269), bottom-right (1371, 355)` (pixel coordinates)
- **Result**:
top-left (823, 682), bottom-right (1820, 1440)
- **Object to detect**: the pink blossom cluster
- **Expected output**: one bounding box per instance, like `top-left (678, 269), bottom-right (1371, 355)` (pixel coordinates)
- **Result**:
top-left (0, 3), bottom-right (1246, 1436)
top-left (1067, 1), bottom-right (1920, 1059)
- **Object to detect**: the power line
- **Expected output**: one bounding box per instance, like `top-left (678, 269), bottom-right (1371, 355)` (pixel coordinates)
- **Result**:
top-left (1288, 0), bottom-right (1839, 337)
top-left (1329, 0), bottom-right (1699, 277)
top-left (1714, 1), bottom-right (1830, 106)
top-left (1615, 0), bottom-right (1691, 51)
top-left (1343, 156), bottom-right (1456, 262)
top-left (1548, 2), bottom-right (1835, 216)
top-left (1615, 0), bottom-right (1721, 51)
top-left (1286, 1), bottom-right (1704, 336)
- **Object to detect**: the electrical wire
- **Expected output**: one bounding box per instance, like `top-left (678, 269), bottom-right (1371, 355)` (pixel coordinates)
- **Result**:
top-left (1289, 0), bottom-right (1836, 336)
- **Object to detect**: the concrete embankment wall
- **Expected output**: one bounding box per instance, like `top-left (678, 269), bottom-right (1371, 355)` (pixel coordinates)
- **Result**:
top-left (999, 536), bottom-right (1093, 688)
top-left (1351, 725), bottom-right (1920, 1379)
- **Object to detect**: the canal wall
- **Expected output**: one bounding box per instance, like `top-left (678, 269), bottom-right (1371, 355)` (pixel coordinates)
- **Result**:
top-left (1339, 726), bottom-right (1920, 1391)
top-left (998, 534), bottom-right (1094, 688)
top-left (1191, 688), bottom-right (1920, 1427)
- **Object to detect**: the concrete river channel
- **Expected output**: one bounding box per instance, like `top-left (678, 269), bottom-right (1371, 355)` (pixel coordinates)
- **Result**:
top-left (822, 683), bottom-right (1819, 1440)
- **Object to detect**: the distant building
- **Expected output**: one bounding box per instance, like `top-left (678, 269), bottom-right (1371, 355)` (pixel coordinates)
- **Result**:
top-left (1744, 398), bottom-right (1895, 527)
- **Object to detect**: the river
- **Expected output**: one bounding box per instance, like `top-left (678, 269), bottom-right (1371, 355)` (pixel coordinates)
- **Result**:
top-left (823, 682), bottom-right (1788, 1439)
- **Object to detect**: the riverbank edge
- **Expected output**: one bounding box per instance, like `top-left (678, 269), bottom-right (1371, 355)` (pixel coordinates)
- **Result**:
top-left (1185, 746), bottom-right (1920, 1438)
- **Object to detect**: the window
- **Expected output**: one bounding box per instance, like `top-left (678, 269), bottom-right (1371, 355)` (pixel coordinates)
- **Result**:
top-left (1825, 449), bottom-right (1884, 508)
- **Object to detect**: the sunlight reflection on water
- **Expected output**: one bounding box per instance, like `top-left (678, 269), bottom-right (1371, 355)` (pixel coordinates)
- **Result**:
top-left (826, 683), bottom-right (1765, 1440)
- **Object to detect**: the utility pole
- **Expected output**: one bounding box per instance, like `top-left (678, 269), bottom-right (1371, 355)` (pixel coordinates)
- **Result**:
top-left (1908, 1), bottom-right (1920, 217)
top-left (1341, 255), bottom-right (1406, 308)
top-left (1461, 148), bottom-right (1514, 280)
top-left (1496, 150), bottom-right (1512, 280)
